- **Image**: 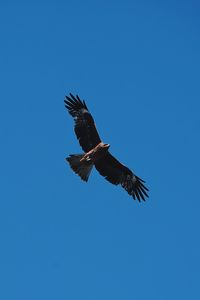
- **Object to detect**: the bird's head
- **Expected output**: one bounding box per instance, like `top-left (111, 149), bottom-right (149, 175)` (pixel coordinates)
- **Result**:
top-left (103, 143), bottom-right (110, 149)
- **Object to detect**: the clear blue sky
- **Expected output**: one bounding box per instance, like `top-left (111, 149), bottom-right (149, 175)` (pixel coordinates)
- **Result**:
top-left (0, 1), bottom-right (200, 299)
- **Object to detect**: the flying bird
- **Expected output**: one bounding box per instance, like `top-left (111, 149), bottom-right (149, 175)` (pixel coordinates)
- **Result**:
top-left (64, 93), bottom-right (149, 202)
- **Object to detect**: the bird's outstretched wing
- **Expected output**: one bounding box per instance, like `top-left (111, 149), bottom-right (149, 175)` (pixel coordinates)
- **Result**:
top-left (95, 152), bottom-right (149, 202)
top-left (64, 93), bottom-right (101, 152)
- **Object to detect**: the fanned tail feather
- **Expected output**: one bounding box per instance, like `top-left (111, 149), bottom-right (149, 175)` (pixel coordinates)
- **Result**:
top-left (66, 154), bottom-right (93, 182)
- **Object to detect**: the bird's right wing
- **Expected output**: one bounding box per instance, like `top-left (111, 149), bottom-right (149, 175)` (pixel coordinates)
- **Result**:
top-left (64, 94), bottom-right (102, 152)
top-left (95, 152), bottom-right (149, 202)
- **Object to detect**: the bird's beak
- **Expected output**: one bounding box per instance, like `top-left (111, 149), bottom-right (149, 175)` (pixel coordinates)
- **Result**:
top-left (104, 143), bottom-right (110, 148)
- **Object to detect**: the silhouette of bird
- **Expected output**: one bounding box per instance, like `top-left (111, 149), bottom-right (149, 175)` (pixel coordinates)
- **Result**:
top-left (64, 93), bottom-right (149, 202)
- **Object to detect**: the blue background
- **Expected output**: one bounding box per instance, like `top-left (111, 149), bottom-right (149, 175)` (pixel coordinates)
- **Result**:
top-left (1, 1), bottom-right (200, 299)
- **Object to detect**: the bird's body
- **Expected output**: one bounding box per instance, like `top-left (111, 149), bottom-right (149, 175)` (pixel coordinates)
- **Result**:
top-left (80, 142), bottom-right (110, 163)
top-left (64, 93), bottom-right (149, 202)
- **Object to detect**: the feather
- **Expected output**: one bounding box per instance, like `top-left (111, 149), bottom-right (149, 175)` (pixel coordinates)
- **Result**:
top-left (64, 94), bottom-right (101, 152)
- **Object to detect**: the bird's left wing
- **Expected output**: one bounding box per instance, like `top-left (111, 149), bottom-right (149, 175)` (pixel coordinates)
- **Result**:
top-left (95, 152), bottom-right (149, 202)
top-left (64, 94), bottom-right (101, 152)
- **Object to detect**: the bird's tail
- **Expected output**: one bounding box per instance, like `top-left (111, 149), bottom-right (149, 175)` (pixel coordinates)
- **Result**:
top-left (66, 154), bottom-right (93, 182)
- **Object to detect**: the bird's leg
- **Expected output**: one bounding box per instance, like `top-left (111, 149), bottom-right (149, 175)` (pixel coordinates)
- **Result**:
top-left (80, 149), bottom-right (94, 162)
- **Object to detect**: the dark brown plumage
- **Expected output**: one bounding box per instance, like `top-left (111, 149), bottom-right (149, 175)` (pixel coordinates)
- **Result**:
top-left (64, 93), bottom-right (149, 202)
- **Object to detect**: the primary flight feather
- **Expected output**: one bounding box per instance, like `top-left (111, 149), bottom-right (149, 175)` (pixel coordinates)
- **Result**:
top-left (64, 93), bottom-right (149, 202)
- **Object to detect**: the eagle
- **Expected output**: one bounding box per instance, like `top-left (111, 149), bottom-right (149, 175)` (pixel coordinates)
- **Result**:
top-left (64, 93), bottom-right (149, 202)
